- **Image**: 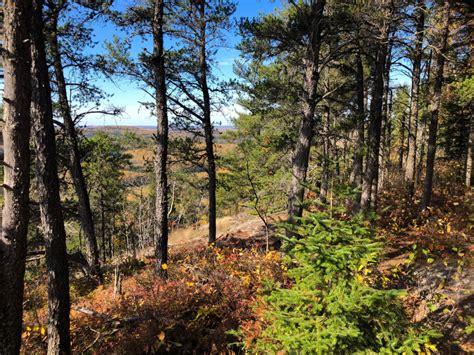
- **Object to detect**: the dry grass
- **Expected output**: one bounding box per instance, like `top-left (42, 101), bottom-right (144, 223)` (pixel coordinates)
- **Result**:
top-left (169, 214), bottom-right (250, 247)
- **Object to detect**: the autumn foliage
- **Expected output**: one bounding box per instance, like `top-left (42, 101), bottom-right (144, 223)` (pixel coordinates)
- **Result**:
top-left (22, 246), bottom-right (284, 353)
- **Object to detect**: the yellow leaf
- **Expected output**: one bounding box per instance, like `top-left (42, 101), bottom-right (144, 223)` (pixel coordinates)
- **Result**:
top-left (158, 331), bottom-right (165, 342)
top-left (425, 343), bottom-right (437, 352)
top-left (447, 223), bottom-right (452, 234)
top-left (161, 263), bottom-right (168, 270)
top-left (40, 327), bottom-right (46, 336)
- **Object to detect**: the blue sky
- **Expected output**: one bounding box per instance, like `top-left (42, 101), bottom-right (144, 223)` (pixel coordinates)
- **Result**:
top-left (82, 0), bottom-right (282, 126)
top-left (79, 1), bottom-right (411, 127)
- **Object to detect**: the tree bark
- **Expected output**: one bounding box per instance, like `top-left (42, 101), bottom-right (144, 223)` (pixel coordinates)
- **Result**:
top-left (360, 39), bottom-right (388, 211)
top-left (416, 50), bottom-right (432, 185)
top-left (405, 0), bottom-right (426, 197)
top-left (100, 193), bottom-right (106, 262)
top-left (152, 0), bottom-right (169, 276)
top-left (320, 104), bottom-right (330, 203)
top-left (377, 43), bottom-right (392, 195)
top-left (384, 89), bottom-right (393, 177)
top-left (0, 0), bottom-right (32, 352)
top-left (198, 0), bottom-right (217, 245)
top-left (398, 110), bottom-right (407, 170)
top-left (30, 1), bottom-right (71, 352)
top-left (48, 6), bottom-right (101, 278)
top-left (287, 0), bottom-right (325, 227)
top-left (421, 0), bottom-right (451, 211)
top-left (352, 49), bottom-right (365, 209)
top-left (466, 114), bottom-right (473, 187)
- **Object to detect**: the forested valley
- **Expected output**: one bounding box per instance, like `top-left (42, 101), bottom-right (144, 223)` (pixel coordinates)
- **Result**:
top-left (0, 0), bottom-right (473, 353)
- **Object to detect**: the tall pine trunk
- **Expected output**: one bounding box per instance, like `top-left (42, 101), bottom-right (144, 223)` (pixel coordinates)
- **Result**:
top-left (360, 39), bottom-right (388, 211)
top-left (320, 104), bottom-right (330, 203)
top-left (416, 50), bottom-right (432, 185)
top-left (152, 0), bottom-right (169, 275)
top-left (377, 45), bottom-right (392, 194)
top-left (198, 0), bottom-right (217, 244)
top-left (466, 115), bottom-right (474, 187)
top-left (48, 8), bottom-right (101, 278)
top-left (398, 110), bottom-right (407, 170)
top-left (405, 0), bottom-right (425, 197)
top-left (384, 90), bottom-right (393, 179)
top-left (421, 0), bottom-right (451, 211)
top-left (30, 1), bottom-right (71, 352)
top-left (287, 0), bottom-right (325, 226)
top-left (352, 49), bottom-right (365, 209)
top-left (0, 1), bottom-right (32, 352)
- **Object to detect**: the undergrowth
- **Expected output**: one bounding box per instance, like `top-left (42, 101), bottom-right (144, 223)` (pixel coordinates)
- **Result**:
top-left (22, 246), bottom-right (284, 353)
top-left (20, 163), bottom-right (472, 353)
top-left (234, 211), bottom-right (439, 354)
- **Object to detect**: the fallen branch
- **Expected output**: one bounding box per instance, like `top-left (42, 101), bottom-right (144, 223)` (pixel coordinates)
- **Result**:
top-left (73, 307), bottom-right (113, 322)
top-left (72, 307), bottom-right (154, 327)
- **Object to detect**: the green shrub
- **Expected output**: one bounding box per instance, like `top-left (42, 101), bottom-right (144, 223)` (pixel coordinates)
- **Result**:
top-left (240, 212), bottom-right (438, 354)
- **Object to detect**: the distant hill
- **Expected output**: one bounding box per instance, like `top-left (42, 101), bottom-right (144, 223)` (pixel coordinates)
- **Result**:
top-left (82, 125), bottom-right (156, 137)
top-left (82, 125), bottom-right (235, 139)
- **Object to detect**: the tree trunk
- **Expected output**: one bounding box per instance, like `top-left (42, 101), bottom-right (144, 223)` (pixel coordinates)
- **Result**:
top-left (360, 40), bottom-right (388, 211)
top-left (377, 44), bottom-right (392, 194)
top-left (320, 105), bottom-right (330, 203)
top-left (416, 50), bottom-right (432, 185)
top-left (108, 216), bottom-right (113, 259)
top-left (398, 111), bottom-right (407, 170)
top-left (0, 1), bottom-right (32, 352)
top-left (48, 8), bottom-right (101, 278)
top-left (100, 193), bottom-right (106, 262)
top-left (384, 89), bottom-right (393, 177)
top-left (287, 0), bottom-right (325, 227)
top-left (405, 0), bottom-right (425, 197)
top-left (30, 1), bottom-right (71, 352)
top-left (466, 114), bottom-right (473, 187)
top-left (352, 49), bottom-right (365, 209)
top-left (152, 0), bottom-right (169, 276)
top-left (198, 0), bottom-right (217, 245)
top-left (421, 0), bottom-right (452, 211)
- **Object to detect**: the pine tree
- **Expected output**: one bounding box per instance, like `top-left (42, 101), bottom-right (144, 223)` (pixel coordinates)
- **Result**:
top-left (0, 0), bottom-right (32, 352)
top-left (30, 0), bottom-right (71, 351)
top-left (152, 0), bottom-right (169, 276)
top-left (46, 0), bottom-right (102, 279)
top-left (404, 0), bottom-right (426, 197)
top-left (167, 0), bottom-right (236, 244)
top-left (421, 0), bottom-right (452, 211)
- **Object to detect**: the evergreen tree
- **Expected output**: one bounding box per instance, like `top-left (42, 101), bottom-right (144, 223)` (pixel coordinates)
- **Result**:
top-left (421, 0), bottom-right (452, 211)
top-left (151, 0), bottom-right (169, 276)
top-left (238, 211), bottom-right (436, 353)
top-left (166, 0), bottom-right (236, 244)
top-left (103, 0), bottom-right (172, 270)
top-left (404, 0), bottom-right (426, 198)
top-left (30, 0), bottom-right (71, 351)
top-left (0, 0), bottom-right (33, 352)
top-left (47, 7), bottom-right (102, 275)
top-left (81, 133), bottom-right (132, 262)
